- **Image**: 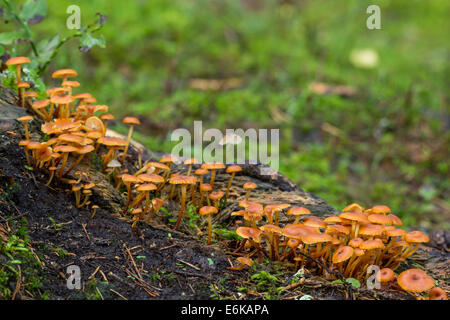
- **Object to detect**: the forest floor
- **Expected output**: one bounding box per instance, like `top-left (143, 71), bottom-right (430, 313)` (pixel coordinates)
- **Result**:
top-left (0, 96), bottom-right (448, 300)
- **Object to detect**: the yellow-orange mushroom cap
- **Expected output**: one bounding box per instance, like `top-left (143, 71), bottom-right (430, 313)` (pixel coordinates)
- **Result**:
top-left (397, 269), bottom-right (435, 293)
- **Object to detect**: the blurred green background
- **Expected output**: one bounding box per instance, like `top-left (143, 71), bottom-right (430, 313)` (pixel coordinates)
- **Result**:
top-left (2, 0), bottom-right (449, 229)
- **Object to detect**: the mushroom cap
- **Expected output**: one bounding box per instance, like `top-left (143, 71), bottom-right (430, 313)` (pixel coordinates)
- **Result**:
top-left (73, 93), bottom-right (92, 100)
top-left (199, 206), bottom-right (218, 216)
top-left (259, 224), bottom-right (282, 234)
top-left (302, 233), bottom-right (332, 244)
top-left (132, 208), bottom-right (143, 215)
top-left (236, 227), bottom-right (262, 242)
top-left (348, 237), bottom-right (364, 248)
top-left (231, 210), bottom-right (246, 217)
top-left (370, 205), bottom-right (391, 215)
top-left (323, 216), bottom-right (344, 224)
top-left (354, 248), bottom-right (365, 256)
top-left (236, 257), bottom-right (253, 267)
top-left (360, 239), bottom-right (385, 250)
top-left (51, 94), bottom-right (74, 105)
top-left (160, 154), bottom-right (179, 163)
top-left (6, 56), bottom-right (30, 65)
top-left (41, 119), bottom-right (81, 134)
top-left (62, 80), bottom-right (80, 87)
top-left (32, 99), bottom-right (50, 109)
top-left (281, 224), bottom-right (318, 239)
top-left (26, 142), bottom-right (41, 150)
top-left (226, 165), bottom-right (242, 173)
top-left (397, 269), bottom-right (435, 293)
top-left (75, 145), bottom-right (95, 154)
top-left (326, 224), bottom-right (351, 235)
top-left (243, 211), bottom-right (262, 223)
top-left (85, 116), bottom-right (106, 135)
top-left (368, 214), bottom-right (393, 225)
top-left (265, 203), bottom-right (290, 213)
top-left (303, 216), bottom-right (327, 229)
top-left (332, 246), bottom-right (354, 263)
top-left (201, 162), bottom-right (225, 170)
top-left (121, 174), bottom-right (141, 184)
top-left (246, 203), bottom-right (264, 214)
top-left (36, 146), bottom-right (53, 162)
top-left (194, 168), bottom-right (208, 175)
top-left (52, 69), bottom-right (78, 79)
top-left (87, 131), bottom-right (103, 140)
top-left (137, 174), bottom-right (164, 184)
top-left (47, 87), bottom-right (66, 96)
top-left (342, 203), bottom-right (364, 213)
top-left (146, 162), bottom-right (171, 171)
top-left (385, 228), bottom-right (407, 237)
top-left (98, 137), bottom-right (128, 147)
top-left (183, 158), bottom-right (198, 165)
top-left (376, 268), bottom-right (395, 283)
top-left (58, 133), bottom-right (86, 145)
top-left (200, 183), bottom-right (213, 192)
top-left (19, 140), bottom-right (30, 147)
top-left (169, 175), bottom-right (196, 185)
top-left (428, 287), bottom-right (447, 300)
top-left (387, 214), bottom-right (403, 226)
top-left (53, 145), bottom-right (77, 153)
top-left (23, 92), bottom-right (39, 98)
top-left (83, 182), bottom-right (95, 190)
top-left (243, 182), bottom-right (257, 190)
top-left (358, 224), bottom-right (384, 236)
top-left (137, 183), bottom-right (157, 192)
top-left (405, 231), bottom-right (429, 243)
top-left (122, 116), bottom-right (140, 125)
top-left (340, 211), bottom-right (370, 223)
top-left (100, 113), bottom-right (115, 121)
top-left (209, 191), bottom-right (225, 201)
top-left (287, 206), bottom-right (311, 216)
top-left (17, 82), bottom-right (30, 89)
top-left (17, 115), bottom-right (34, 122)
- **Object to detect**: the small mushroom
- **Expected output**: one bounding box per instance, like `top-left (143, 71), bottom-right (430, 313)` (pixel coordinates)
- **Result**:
top-left (201, 162), bottom-right (225, 187)
top-left (120, 116), bottom-right (141, 164)
top-left (243, 182), bottom-right (257, 201)
top-left (5, 56), bottom-right (30, 99)
top-left (228, 257), bottom-right (253, 271)
top-left (225, 165), bottom-right (242, 200)
top-left (169, 175), bottom-right (197, 230)
top-left (397, 269), bottom-right (435, 293)
top-left (199, 206), bottom-right (218, 244)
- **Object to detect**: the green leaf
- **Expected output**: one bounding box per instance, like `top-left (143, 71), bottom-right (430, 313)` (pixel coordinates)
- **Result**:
top-left (36, 34), bottom-right (60, 62)
top-left (20, 0), bottom-right (47, 22)
top-left (79, 32), bottom-right (106, 53)
top-left (346, 278), bottom-right (361, 288)
top-left (0, 31), bottom-right (21, 45)
top-left (0, 45), bottom-right (4, 56)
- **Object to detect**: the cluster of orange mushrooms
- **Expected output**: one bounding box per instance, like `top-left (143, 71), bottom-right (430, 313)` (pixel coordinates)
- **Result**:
top-left (7, 57), bottom-right (446, 299)
top-left (229, 201), bottom-right (446, 298)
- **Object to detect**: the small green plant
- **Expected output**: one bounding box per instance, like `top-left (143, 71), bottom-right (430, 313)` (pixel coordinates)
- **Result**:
top-left (0, 0), bottom-right (106, 92)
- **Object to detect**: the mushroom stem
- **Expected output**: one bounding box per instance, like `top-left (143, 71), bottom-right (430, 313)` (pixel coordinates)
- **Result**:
top-left (207, 214), bottom-right (213, 245)
top-left (225, 172), bottom-right (236, 200)
top-left (120, 125), bottom-right (134, 164)
top-left (209, 169), bottom-right (216, 187)
top-left (174, 185), bottom-right (187, 230)
top-left (123, 183), bottom-right (133, 214)
top-left (57, 153), bottom-right (69, 182)
top-left (64, 154), bottom-right (85, 176)
top-left (245, 189), bottom-right (251, 201)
